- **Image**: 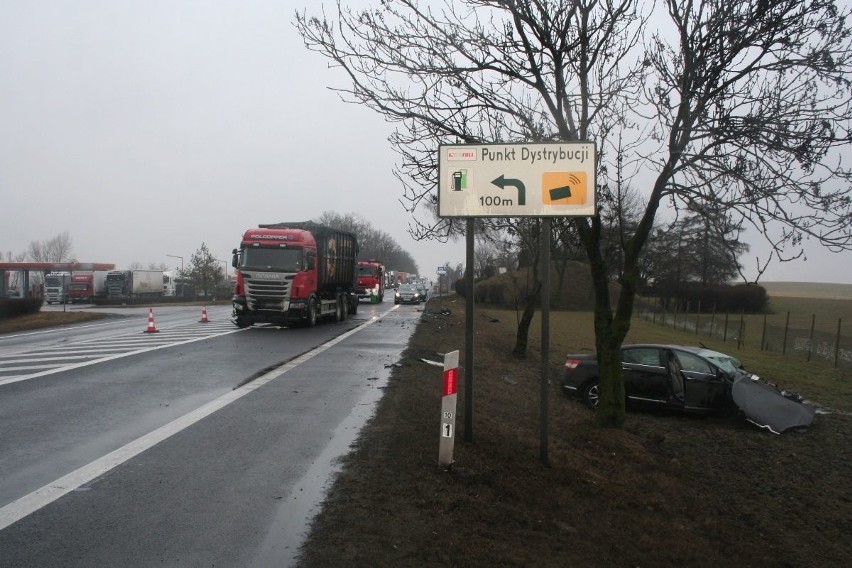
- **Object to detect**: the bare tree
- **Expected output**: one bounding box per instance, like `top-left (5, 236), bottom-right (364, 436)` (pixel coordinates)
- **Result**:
top-left (296, 0), bottom-right (852, 427)
top-left (27, 231), bottom-right (73, 263)
top-left (318, 210), bottom-right (420, 273)
top-left (4, 250), bottom-right (27, 262)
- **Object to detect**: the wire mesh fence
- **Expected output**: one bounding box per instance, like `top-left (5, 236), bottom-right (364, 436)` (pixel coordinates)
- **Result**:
top-left (638, 303), bottom-right (851, 370)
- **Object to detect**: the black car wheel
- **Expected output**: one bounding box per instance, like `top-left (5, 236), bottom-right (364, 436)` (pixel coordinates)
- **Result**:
top-left (582, 380), bottom-right (601, 409)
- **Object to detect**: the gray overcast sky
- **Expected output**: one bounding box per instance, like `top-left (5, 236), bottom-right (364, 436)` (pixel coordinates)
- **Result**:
top-left (1, 1), bottom-right (849, 283)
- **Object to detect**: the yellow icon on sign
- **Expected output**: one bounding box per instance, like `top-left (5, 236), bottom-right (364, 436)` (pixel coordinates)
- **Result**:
top-left (542, 172), bottom-right (587, 205)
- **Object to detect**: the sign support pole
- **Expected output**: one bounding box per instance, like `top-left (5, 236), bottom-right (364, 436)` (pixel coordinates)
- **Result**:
top-left (464, 218), bottom-right (475, 443)
top-left (540, 218), bottom-right (551, 465)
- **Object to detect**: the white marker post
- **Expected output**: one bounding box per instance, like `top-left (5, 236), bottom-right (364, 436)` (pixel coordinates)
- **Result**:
top-left (438, 350), bottom-right (460, 470)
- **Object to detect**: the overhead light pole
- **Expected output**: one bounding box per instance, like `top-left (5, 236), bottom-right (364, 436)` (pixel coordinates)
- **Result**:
top-left (166, 254), bottom-right (184, 298)
top-left (166, 254), bottom-right (184, 275)
top-left (215, 259), bottom-right (228, 283)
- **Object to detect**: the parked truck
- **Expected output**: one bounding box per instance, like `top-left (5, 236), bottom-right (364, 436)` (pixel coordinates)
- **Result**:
top-left (355, 260), bottom-right (385, 302)
top-left (44, 271), bottom-right (72, 304)
top-left (231, 221), bottom-right (359, 328)
top-left (105, 269), bottom-right (164, 301)
top-left (68, 271), bottom-right (108, 303)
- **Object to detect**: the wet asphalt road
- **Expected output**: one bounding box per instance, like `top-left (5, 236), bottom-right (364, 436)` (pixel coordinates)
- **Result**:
top-left (0, 301), bottom-right (424, 566)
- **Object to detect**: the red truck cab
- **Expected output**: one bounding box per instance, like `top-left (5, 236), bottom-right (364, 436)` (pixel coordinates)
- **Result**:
top-left (355, 260), bottom-right (385, 302)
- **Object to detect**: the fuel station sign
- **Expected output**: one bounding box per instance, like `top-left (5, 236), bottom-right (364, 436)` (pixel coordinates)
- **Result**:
top-left (438, 142), bottom-right (596, 217)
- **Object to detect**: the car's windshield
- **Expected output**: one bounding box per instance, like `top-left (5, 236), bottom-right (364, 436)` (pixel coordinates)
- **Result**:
top-left (399, 284), bottom-right (417, 291)
top-left (700, 350), bottom-right (744, 374)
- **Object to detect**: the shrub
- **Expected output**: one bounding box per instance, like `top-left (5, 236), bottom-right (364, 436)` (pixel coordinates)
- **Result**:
top-left (0, 298), bottom-right (44, 318)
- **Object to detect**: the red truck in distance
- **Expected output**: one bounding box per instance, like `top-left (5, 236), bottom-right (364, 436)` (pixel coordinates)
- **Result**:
top-left (231, 222), bottom-right (359, 328)
top-left (67, 271), bottom-right (108, 303)
top-left (355, 260), bottom-right (385, 302)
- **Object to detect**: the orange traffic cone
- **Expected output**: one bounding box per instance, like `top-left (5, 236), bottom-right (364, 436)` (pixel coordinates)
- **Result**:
top-left (199, 305), bottom-right (209, 323)
top-left (144, 308), bottom-right (159, 333)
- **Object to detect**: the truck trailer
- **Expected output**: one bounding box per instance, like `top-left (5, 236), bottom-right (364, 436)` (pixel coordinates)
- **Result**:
top-left (355, 260), bottom-right (385, 302)
top-left (105, 270), bottom-right (164, 301)
top-left (67, 271), bottom-right (109, 303)
top-left (231, 222), bottom-right (359, 328)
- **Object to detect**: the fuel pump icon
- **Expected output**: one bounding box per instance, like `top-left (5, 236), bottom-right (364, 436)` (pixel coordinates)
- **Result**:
top-left (452, 170), bottom-right (464, 191)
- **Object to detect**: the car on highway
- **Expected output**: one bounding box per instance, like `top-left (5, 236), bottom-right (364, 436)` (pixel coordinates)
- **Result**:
top-left (561, 344), bottom-right (751, 413)
top-left (415, 282), bottom-right (429, 301)
top-left (394, 284), bottom-right (422, 304)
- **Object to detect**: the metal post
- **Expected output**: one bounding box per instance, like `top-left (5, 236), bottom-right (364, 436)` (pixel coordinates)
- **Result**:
top-left (738, 310), bottom-right (745, 350)
top-left (782, 311), bottom-right (790, 356)
top-left (540, 218), bottom-right (550, 466)
top-left (807, 314), bottom-right (816, 362)
top-left (695, 301), bottom-right (701, 335)
top-left (835, 319), bottom-right (842, 369)
top-left (167, 254), bottom-right (184, 297)
top-left (464, 218), bottom-right (475, 443)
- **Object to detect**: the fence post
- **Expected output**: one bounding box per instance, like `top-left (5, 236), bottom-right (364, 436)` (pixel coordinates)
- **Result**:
top-left (761, 314), bottom-right (767, 352)
top-left (673, 303), bottom-right (678, 330)
top-left (738, 310), bottom-right (745, 350)
top-left (696, 301), bottom-right (702, 336)
top-left (782, 311), bottom-right (790, 356)
top-left (710, 304), bottom-right (717, 338)
top-left (723, 312), bottom-right (729, 343)
top-left (835, 319), bottom-right (842, 369)
top-left (807, 314), bottom-right (816, 362)
top-left (684, 301), bottom-right (690, 332)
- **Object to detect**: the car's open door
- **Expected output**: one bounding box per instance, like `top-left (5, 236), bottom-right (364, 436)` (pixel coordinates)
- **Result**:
top-left (673, 349), bottom-right (729, 410)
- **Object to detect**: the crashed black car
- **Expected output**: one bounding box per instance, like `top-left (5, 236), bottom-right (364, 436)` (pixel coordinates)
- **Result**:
top-left (562, 344), bottom-right (750, 412)
top-left (561, 343), bottom-right (814, 433)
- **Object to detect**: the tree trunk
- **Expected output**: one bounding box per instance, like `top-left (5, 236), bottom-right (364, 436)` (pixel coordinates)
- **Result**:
top-left (512, 290), bottom-right (539, 358)
top-left (589, 265), bottom-right (627, 428)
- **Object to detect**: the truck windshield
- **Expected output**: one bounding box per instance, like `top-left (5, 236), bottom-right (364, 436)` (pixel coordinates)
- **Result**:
top-left (356, 266), bottom-right (378, 276)
top-left (241, 247), bottom-right (303, 272)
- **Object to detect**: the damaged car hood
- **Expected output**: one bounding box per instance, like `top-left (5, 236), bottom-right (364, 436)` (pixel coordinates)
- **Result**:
top-left (731, 376), bottom-right (815, 434)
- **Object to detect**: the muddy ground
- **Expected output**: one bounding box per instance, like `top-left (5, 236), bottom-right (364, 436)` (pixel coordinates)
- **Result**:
top-left (297, 297), bottom-right (851, 567)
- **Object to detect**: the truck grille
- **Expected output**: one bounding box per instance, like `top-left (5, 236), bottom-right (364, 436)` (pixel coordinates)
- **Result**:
top-left (245, 275), bottom-right (293, 311)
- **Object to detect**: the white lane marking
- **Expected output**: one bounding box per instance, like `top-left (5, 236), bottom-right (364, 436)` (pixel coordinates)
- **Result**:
top-left (0, 320), bottom-right (128, 341)
top-left (0, 310), bottom-right (396, 530)
top-left (0, 327), bottom-right (245, 387)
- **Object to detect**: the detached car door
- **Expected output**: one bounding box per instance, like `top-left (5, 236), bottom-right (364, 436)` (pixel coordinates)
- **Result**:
top-left (672, 349), bottom-right (729, 410)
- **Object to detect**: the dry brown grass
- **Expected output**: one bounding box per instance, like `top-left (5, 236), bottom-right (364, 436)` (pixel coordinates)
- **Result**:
top-left (0, 310), bottom-right (112, 334)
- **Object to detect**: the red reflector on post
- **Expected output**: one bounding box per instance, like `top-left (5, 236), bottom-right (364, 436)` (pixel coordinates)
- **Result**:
top-left (442, 367), bottom-right (459, 396)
